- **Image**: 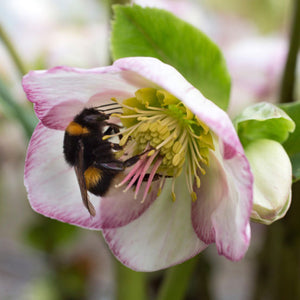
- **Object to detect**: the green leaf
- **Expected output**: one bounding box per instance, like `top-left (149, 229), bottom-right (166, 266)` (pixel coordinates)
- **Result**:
top-left (234, 102), bottom-right (295, 147)
top-left (111, 4), bottom-right (231, 110)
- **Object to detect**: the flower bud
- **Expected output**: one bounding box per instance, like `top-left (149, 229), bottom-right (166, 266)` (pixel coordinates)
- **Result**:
top-left (245, 139), bottom-right (292, 225)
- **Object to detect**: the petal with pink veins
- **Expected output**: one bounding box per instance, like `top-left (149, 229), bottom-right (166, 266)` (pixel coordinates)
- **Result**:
top-left (25, 122), bottom-right (103, 229)
top-left (22, 65), bottom-right (152, 130)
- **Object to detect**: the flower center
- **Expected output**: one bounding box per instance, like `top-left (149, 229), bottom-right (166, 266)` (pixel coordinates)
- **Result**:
top-left (105, 88), bottom-right (215, 202)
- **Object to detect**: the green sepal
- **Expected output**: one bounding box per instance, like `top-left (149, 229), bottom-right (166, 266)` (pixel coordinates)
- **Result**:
top-left (280, 102), bottom-right (300, 155)
top-left (280, 102), bottom-right (300, 182)
top-left (111, 4), bottom-right (231, 110)
top-left (234, 102), bottom-right (295, 147)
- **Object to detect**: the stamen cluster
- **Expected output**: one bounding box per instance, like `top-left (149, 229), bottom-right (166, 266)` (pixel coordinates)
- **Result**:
top-left (107, 88), bottom-right (215, 202)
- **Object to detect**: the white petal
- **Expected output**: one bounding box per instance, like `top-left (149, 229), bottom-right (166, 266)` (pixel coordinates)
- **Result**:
top-left (103, 175), bottom-right (207, 271)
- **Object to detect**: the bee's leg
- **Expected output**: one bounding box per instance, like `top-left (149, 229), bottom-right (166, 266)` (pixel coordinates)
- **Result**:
top-left (96, 160), bottom-right (125, 171)
top-left (97, 152), bottom-right (146, 171)
top-left (96, 148), bottom-right (159, 175)
top-left (122, 155), bottom-right (141, 167)
top-left (122, 149), bottom-right (153, 167)
top-left (93, 140), bottom-right (122, 152)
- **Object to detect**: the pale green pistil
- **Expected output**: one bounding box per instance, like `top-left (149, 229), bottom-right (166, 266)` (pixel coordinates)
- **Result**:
top-left (108, 88), bottom-right (215, 201)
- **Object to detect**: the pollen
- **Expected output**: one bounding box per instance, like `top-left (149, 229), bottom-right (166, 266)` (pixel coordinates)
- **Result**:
top-left (105, 87), bottom-right (215, 203)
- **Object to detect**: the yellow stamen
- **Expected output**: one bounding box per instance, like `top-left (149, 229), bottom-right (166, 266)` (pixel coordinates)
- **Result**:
top-left (191, 192), bottom-right (197, 202)
top-left (172, 192), bottom-right (176, 202)
top-left (148, 149), bottom-right (156, 156)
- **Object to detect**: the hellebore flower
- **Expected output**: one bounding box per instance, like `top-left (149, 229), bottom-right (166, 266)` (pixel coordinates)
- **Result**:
top-left (23, 57), bottom-right (253, 271)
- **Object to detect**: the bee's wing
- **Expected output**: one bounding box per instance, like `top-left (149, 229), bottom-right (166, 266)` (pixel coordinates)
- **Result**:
top-left (74, 140), bottom-right (96, 217)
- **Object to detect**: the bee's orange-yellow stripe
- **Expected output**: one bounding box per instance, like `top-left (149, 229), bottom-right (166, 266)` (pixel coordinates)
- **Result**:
top-left (84, 166), bottom-right (102, 189)
top-left (66, 121), bottom-right (90, 135)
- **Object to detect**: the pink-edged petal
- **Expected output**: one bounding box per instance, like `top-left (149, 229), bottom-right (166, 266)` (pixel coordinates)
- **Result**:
top-left (193, 147), bottom-right (252, 261)
top-left (22, 65), bottom-right (151, 130)
top-left (102, 175), bottom-right (207, 272)
top-left (98, 178), bottom-right (160, 229)
top-left (25, 122), bottom-right (103, 229)
top-left (213, 149), bottom-right (252, 260)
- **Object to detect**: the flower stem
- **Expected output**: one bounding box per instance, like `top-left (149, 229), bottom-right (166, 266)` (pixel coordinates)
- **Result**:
top-left (0, 24), bottom-right (27, 76)
top-left (279, 0), bottom-right (300, 103)
top-left (114, 259), bottom-right (147, 300)
top-left (156, 256), bottom-right (198, 300)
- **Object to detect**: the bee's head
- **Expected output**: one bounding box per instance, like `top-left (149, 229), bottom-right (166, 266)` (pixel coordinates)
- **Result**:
top-left (74, 108), bottom-right (109, 129)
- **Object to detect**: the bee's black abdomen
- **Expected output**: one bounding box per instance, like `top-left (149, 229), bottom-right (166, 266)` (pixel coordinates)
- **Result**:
top-left (63, 118), bottom-right (92, 166)
top-left (63, 132), bottom-right (80, 166)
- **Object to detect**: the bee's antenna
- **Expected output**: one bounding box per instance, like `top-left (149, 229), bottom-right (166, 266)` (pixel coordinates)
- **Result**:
top-left (94, 103), bottom-right (121, 109)
top-left (93, 103), bottom-right (122, 113)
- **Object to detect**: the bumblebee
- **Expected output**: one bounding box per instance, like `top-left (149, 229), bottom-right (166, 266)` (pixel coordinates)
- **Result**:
top-left (63, 106), bottom-right (140, 217)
